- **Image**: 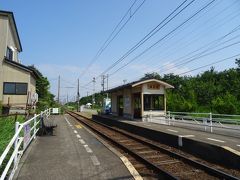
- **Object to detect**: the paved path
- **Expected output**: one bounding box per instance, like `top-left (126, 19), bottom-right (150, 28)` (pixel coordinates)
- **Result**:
top-left (14, 115), bottom-right (133, 180)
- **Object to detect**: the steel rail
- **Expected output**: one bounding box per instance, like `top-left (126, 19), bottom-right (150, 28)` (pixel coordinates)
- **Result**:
top-left (67, 111), bottom-right (240, 180)
top-left (67, 111), bottom-right (177, 179)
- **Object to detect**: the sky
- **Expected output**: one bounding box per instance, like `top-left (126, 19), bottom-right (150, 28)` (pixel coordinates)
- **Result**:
top-left (1, 0), bottom-right (240, 103)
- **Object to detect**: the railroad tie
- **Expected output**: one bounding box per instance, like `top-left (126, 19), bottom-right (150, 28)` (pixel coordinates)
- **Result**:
top-left (155, 160), bottom-right (180, 165)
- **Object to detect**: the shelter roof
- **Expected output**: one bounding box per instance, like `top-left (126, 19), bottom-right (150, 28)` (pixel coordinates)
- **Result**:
top-left (105, 78), bottom-right (174, 93)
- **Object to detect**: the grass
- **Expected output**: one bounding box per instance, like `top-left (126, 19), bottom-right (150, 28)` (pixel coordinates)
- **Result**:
top-left (0, 115), bottom-right (25, 175)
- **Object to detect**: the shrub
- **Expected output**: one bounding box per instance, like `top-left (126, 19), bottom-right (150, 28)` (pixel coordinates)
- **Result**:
top-left (0, 101), bottom-right (2, 115)
top-left (212, 92), bottom-right (239, 114)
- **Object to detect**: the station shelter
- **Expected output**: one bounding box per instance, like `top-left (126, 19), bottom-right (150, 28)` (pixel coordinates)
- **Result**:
top-left (106, 78), bottom-right (174, 120)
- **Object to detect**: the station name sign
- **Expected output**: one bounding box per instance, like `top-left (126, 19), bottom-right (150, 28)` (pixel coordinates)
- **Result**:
top-left (147, 84), bottom-right (160, 90)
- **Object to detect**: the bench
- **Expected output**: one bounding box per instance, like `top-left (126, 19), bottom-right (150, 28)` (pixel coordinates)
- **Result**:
top-left (39, 116), bottom-right (57, 136)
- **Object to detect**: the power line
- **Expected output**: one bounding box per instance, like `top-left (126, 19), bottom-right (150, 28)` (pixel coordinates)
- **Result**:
top-left (137, 0), bottom-right (239, 71)
top-left (85, 26), bottom-right (239, 93)
top-left (100, 0), bottom-right (195, 76)
top-left (150, 24), bottom-right (240, 74)
top-left (161, 40), bottom-right (240, 74)
top-left (137, 35), bottom-right (240, 78)
top-left (82, 0), bottom-right (193, 87)
top-left (79, 0), bottom-right (146, 79)
top-left (109, 0), bottom-right (217, 76)
top-left (177, 53), bottom-right (240, 76)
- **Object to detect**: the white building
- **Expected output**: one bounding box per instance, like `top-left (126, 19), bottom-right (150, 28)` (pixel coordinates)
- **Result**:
top-left (106, 78), bottom-right (174, 120)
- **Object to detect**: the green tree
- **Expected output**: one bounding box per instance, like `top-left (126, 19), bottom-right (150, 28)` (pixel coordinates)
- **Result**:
top-left (235, 58), bottom-right (240, 69)
top-left (212, 92), bottom-right (239, 114)
top-left (28, 65), bottom-right (56, 111)
top-left (141, 60), bottom-right (240, 114)
top-left (141, 72), bottom-right (161, 80)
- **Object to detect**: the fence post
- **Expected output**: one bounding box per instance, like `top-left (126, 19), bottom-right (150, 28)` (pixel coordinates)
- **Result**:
top-left (149, 110), bottom-right (152, 122)
top-left (33, 114), bottom-right (37, 139)
top-left (40, 111), bottom-right (43, 128)
top-left (204, 118), bottom-right (207, 131)
top-left (209, 112), bottom-right (213, 132)
top-left (14, 121), bottom-right (19, 167)
top-left (47, 108), bottom-right (51, 117)
top-left (167, 111), bottom-right (171, 125)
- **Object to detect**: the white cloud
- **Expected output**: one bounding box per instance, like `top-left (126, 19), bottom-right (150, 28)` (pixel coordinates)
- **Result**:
top-left (35, 63), bottom-right (107, 101)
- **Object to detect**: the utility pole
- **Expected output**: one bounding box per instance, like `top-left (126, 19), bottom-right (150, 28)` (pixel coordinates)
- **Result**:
top-left (77, 78), bottom-right (80, 112)
top-left (101, 75), bottom-right (107, 110)
top-left (57, 75), bottom-right (60, 103)
top-left (106, 74), bottom-right (109, 99)
top-left (92, 77), bottom-right (96, 105)
top-left (106, 74), bottom-right (109, 91)
top-left (101, 75), bottom-right (106, 92)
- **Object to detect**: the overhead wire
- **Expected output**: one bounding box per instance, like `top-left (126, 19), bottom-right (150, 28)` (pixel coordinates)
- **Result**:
top-left (157, 36), bottom-right (240, 74)
top-left (138, 0), bottom-right (240, 71)
top-left (108, 0), bottom-right (217, 77)
top-left (177, 53), bottom-right (240, 76)
top-left (130, 24), bottom-right (240, 85)
top-left (100, 0), bottom-right (195, 76)
top-left (150, 24), bottom-right (240, 74)
top-left (79, 0), bottom-right (146, 79)
top-left (105, 3), bottom-right (240, 87)
top-left (82, 0), bottom-right (195, 88)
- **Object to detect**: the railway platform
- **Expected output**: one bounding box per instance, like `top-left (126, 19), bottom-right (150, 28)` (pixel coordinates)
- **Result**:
top-left (94, 114), bottom-right (240, 153)
top-left (92, 114), bottom-right (240, 169)
top-left (14, 115), bottom-right (134, 180)
top-left (126, 120), bottom-right (240, 152)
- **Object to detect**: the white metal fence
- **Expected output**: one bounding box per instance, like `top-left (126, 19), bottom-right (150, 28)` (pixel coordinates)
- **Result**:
top-left (0, 108), bottom-right (51, 180)
top-left (145, 111), bottom-right (240, 136)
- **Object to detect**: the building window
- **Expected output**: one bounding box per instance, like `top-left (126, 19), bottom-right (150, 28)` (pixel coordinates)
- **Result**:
top-left (144, 94), bottom-right (164, 111)
top-left (6, 47), bottom-right (13, 61)
top-left (3, 82), bottom-right (28, 95)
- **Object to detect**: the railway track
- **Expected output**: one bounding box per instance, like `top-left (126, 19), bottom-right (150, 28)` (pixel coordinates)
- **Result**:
top-left (67, 111), bottom-right (240, 180)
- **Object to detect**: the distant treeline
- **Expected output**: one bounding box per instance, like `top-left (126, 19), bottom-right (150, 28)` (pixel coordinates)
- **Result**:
top-left (144, 59), bottom-right (240, 114)
top-left (79, 93), bottom-right (106, 109)
top-left (78, 59), bottom-right (240, 114)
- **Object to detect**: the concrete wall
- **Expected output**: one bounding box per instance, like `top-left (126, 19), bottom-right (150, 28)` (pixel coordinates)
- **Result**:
top-left (0, 16), bottom-right (8, 61)
top-left (6, 19), bottom-right (19, 62)
top-left (0, 16), bottom-right (8, 103)
top-left (0, 14), bottom-right (20, 104)
top-left (93, 115), bottom-right (240, 169)
top-left (30, 75), bottom-right (36, 93)
top-left (2, 63), bottom-right (35, 107)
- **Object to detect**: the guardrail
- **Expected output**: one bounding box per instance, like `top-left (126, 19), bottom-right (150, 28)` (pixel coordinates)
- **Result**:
top-left (145, 111), bottom-right (240, 136)
top-left (0, 108), bottom-right (51, 180)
